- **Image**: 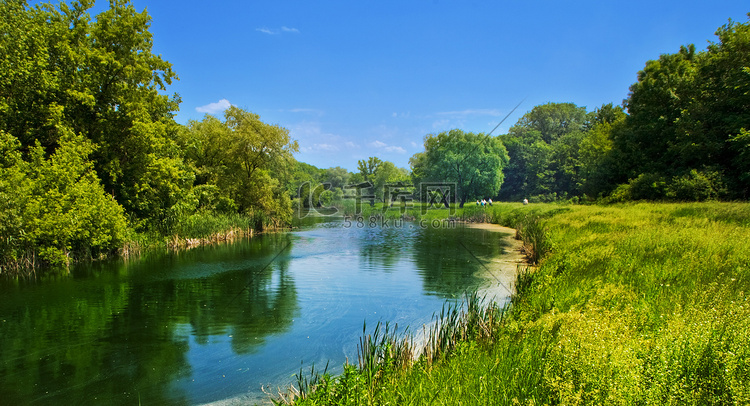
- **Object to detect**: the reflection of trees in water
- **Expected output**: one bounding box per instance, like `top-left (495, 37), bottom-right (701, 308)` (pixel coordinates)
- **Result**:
top-left (351, 223), bottom-right (508, 297)
top-left (411, 226), bottom-right (507, 297)
top-left (0, 233), bottom-right (299, 405)
top-left (356, 225), bottom-right (418, 271)
top-left (173, 255), bottom-right (299, 354)
top-left (0, 278), bottom-right (191, 405)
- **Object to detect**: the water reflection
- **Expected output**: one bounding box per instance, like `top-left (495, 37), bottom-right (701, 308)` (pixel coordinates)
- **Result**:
top-left (412, 225), bottom-right (510, 297)
top-left (0, 233), bottom-right (299, 405)
top-left (0, 222), bottom-right (513, 405)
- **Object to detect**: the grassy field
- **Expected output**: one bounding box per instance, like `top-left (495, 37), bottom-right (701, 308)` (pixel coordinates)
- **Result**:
top-left (278, 202), bottom-right (750, 405)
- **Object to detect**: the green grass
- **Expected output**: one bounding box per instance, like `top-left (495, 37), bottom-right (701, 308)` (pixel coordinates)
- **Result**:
top-left (279, 202), bottom-right (750, 405)
top-left (121, 211), bottom-right (265, 258)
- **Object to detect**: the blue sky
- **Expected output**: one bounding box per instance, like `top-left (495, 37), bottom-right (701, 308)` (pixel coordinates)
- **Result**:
top-left (124, 1), bottom-right (747, 171)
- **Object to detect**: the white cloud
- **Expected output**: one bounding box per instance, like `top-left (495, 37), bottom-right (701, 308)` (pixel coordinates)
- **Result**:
top-left (257, 26), bottom-right (300, 35)
top-left (368, 140), bottom-right (406, 154)
top-left (291, 121), bottom-right (350, 154)
top-left (196, 99), bottom-right (231, 115)
top-left (432, 119), bottom-right (451, 129)
top-left (286, 108), bottom-right (325, 116)
top-left (437, 108), bottom-right (503, 117)
top-left (345, 141), bottom-right (359, 149)
top-left (312, 143), bottom-right (339, 152)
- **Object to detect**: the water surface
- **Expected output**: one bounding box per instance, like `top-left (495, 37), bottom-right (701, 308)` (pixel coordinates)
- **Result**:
top-left (0, 221), bottom-right (515, 405)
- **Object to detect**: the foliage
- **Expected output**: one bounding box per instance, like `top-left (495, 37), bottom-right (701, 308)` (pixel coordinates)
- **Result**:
top-left (494, 16), bottom-right (750, 203)
top-left (287, 202), bottom-right (750, 405)
top-left (612, 15), bottom-right (750, 199)
top-left (322, 166), bottom-right (351, 190)
top-left (0, 129), bottom-right (127, 269)
top-left (0, 0), bottom-right (191, 226)
top-left (183, 107), bottom-right (299, 228)
top-left (411, 129), bottom-right (509, 207)
top-left (356, 157), bottom-right (383, 184)
top-left (666, 169), bottom-right (726, 201)
top-left (497, 102), bottom-right (593, 201)
top-left (0, 1), bottom-right (304, 272)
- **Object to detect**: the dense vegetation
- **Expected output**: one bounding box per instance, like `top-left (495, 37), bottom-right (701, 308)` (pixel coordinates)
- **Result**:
top-left (2, 0), bottom-right (750, 277)
top-left (0, 0), bottom-right (302, 271)
top-left (3, 1), bottom-right (750, 403)
top-left (282, 202), bottom-right (750, 405)
top-left (499, 16), bottom-right (750, 202)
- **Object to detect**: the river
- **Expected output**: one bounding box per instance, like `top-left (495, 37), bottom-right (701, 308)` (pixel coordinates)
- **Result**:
top-left (0, 220), bottom-right (521, 405)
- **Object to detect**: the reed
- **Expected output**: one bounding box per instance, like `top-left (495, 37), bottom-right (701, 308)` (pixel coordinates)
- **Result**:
top-left (278, 292), bottom-right (505, 405)
top-left (515, 214), bottom-right (551, 264)
top-left (284, 202), bottom-right (750, 405)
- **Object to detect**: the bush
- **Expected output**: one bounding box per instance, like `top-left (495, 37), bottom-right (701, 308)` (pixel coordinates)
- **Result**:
top-left (1, 130), bottom-right (128, 271)
top-left (667, 169), bottom-right (725, 201)
top-left (627, 173), bottom-right (668, 200)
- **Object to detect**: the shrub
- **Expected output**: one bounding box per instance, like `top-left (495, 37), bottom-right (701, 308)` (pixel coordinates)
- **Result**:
top-left (667, 169), bottom-right (726, 201)
top-left (1, 130), bottom-right (128, 271)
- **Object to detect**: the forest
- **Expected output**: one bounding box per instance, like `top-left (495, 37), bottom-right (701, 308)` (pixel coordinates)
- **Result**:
top-left (1, 0), bottom-right (749, 271)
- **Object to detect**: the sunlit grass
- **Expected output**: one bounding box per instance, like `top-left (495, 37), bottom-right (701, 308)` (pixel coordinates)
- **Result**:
top-left (280, 202), bottom-right (750, 405)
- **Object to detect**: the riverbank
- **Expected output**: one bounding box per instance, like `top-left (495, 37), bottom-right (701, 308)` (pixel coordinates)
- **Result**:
top-left (463, 222), bottom-right (527, 305)
top-left (1, 211), bottom-right (285, 277)
top-left (282, 202), bottom-right (750, 405)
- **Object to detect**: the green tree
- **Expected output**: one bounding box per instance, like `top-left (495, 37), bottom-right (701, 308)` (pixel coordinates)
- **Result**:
top-left (510, 102), bottom-right (589, 143)
top-left (611, 16), bottom-right (750, 199)
top-left (411, 129), bottom-right (508, 207)
top-left (372, 161), bottom-right (410, 203)
top-left (285, 161), bottom-right (323, 208)
top-left (691, 17), bottom-right (750, 197)
top-left (576, 104), bottom-right (627, 198)
top-left (0, 129), bottom-right (127, 269)
top-left (617, 45), bottom-right (699, 178)
top-left (498, 102), bottom-right (590, 201)
top-left (0, 0), bottom-right (190, 227)
top-left (322, 166), bottom-right (351, 190)
top-left (184, 107), bottom-right (299, 227)
top-left (357, 157), bottom-right (383, 184)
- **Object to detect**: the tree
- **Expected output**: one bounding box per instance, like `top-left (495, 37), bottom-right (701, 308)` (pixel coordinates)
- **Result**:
top-left (184, 107), bottom-right (299, 226)
top-left (611, 15), bottom-right (750, 199)
top-left (411, 129), bottom-right (508, 207)
top-left (357, 157), bottom-right (383, 184)
top-left (691, 16), bottom-right (750, 197)
top-left (510, 102), bottom-right (589, 143)
top-left (576, 104), bottom-right (627, 198)
top-left (372, 161), bottom-right (410, 203)
top-left (0, 0), bottom-right (190, 227)
top-left (498, 102), bottom-right (591, 201)
top-left (322, 166), bottom-right (351, 190)
top-left (617, 45), bottom-right (699, 178)
top-left (0, 129), bottom-right (127, 268)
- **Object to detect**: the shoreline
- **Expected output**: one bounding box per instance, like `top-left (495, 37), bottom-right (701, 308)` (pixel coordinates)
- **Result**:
top-left (464, 222), bottom-right (528, 304)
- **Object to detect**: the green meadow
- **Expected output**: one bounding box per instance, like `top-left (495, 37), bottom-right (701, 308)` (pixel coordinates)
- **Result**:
top-left (281, 202), bottom-right (750, 405)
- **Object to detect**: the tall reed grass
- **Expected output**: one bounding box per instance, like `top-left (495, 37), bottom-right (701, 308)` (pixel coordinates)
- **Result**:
top-left (281, 202), bottom-right (750, 405)
top-left (277, 292), bottom-right (504, 405)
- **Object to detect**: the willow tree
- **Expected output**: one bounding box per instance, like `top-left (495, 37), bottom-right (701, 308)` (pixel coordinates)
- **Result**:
top-left (185, 107), bottom-right (299, 226)
top-left (411, 129), bottom-right (509, 207)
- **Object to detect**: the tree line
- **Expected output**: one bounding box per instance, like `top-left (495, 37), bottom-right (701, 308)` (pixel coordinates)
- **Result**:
top-left (0, 0), bottom-right (303, 270)
top-left (1, 0), bottom-right (748, 271)
top-left (418, 14), bottom-right (750, 204)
